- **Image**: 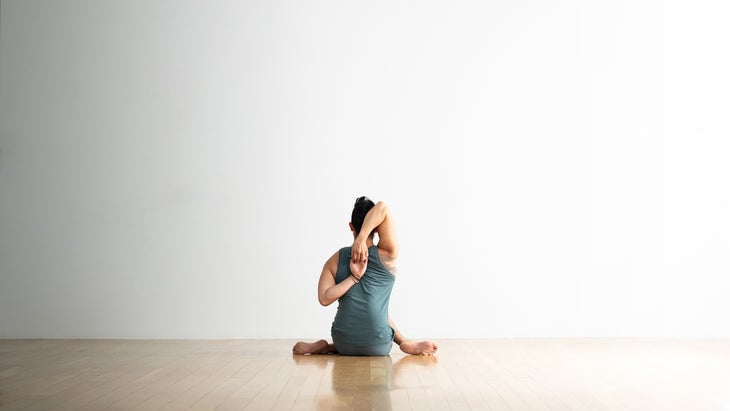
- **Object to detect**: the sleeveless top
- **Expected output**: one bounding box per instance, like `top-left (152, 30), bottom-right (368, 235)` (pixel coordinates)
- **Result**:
top-left (331, 245), bottom-right (396, 346)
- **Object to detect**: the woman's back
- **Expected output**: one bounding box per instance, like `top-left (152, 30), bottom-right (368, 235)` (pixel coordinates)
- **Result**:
top-left (331, 245), bottom-right (396, 354)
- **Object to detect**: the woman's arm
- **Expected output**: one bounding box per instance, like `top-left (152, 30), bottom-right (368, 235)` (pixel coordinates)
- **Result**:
top-left (352, 201), bottom-right (399, 263)
top-left (317, 251), bottom-right (365, 306)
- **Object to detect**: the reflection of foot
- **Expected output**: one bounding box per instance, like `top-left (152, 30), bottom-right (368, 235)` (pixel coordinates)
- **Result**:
top-left (292, 340), bottom-right (335, 355)
top-left (394, 353), bottom-right (438, 369)
top-left (291, 353), bottom-right (332, 367)
top-left (399, 340), bottom-right (438, 356)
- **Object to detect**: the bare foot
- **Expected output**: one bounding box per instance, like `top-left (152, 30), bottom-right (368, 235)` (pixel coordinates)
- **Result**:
top-left (292, 340), bottom-right (336, 355)
top-left (399, 340), bottom-right (438, 356)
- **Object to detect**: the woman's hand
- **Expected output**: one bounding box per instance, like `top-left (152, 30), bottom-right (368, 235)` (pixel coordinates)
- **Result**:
top-left (350, 258), bottom-right (367, 280)
top-left (351, 236), bottom-right (369, 263)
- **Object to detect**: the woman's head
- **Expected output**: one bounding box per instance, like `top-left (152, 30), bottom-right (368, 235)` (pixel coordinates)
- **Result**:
top-left (350, 196), bottom-right (375, 235)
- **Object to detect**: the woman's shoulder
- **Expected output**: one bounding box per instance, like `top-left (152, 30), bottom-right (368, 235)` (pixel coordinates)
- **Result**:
top-left (373, 247), bottom-right (397, 276)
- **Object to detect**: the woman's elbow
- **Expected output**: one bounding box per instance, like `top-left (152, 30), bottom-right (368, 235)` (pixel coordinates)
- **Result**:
top-left (319, 296), bottom-right (334, 306)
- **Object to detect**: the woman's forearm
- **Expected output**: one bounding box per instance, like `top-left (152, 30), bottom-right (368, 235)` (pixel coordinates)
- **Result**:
top-left (320, 275), bottom-right (358, 306)
top-left (356, 201), bottom-right (388, 240)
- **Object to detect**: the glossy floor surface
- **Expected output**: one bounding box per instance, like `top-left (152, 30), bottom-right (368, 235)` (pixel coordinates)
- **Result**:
top-left (1, 339), bottom-right (729, 410)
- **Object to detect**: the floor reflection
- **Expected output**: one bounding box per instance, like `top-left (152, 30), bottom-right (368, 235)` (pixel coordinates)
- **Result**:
top-left (292, 353), bottom-right (438, 410)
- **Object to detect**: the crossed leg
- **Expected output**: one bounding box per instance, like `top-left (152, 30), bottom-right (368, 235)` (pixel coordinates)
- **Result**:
top-left (292, 339), bottom-right (337, 355)
top-left (292, 317), bottom-right (438, 356)
top-left (389, 317), bottom-right (439, 356)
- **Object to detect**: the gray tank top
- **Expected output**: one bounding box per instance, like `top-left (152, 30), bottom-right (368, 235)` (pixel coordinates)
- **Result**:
top-left (331, 245), bottom-right (396, 346)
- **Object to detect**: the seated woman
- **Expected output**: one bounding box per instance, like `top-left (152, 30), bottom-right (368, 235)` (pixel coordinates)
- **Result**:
top-left (293, 197), bottom-right (438, 356)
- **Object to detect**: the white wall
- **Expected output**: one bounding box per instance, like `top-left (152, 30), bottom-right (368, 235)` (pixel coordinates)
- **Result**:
top-left (1, 0), bottom-right (728, 339)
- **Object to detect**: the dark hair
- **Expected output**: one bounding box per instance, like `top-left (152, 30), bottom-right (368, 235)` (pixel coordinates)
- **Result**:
top-left (351, 196), bottom-right (375, 234)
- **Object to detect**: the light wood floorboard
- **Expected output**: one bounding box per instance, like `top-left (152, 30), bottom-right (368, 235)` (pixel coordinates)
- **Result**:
top-left (1, 339), bottom-right (730, 410)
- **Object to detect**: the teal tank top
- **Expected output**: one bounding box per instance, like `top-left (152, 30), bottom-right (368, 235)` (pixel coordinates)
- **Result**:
top-left (331, 245), bottom-right (396, 346)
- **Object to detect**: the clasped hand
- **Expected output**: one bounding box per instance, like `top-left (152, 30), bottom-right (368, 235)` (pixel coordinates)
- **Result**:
top-left (350, 236), bottom-right (369, 280)
top-left (350, 258), bottom-right (367, 280)
top-left (351, 236), bottom-right (369, 263)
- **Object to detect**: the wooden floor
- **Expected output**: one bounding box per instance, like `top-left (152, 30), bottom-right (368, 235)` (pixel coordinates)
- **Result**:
top-left (1, 339), bottom-right (729, 410)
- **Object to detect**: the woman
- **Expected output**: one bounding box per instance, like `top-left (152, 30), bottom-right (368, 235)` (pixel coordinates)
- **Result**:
top-left (293, 197), bottom-right (437, 356)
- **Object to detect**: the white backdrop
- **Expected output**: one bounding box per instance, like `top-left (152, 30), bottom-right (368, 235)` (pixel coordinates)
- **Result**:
top-left (1, 0), bottom-right (728, 339)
